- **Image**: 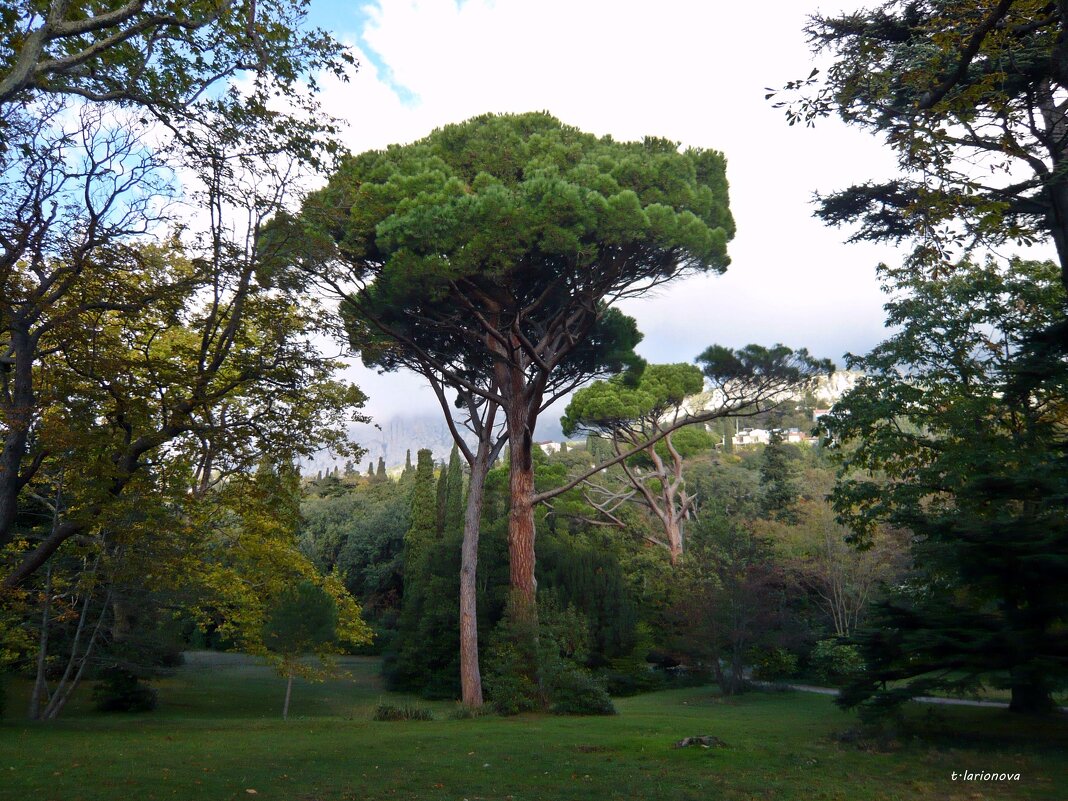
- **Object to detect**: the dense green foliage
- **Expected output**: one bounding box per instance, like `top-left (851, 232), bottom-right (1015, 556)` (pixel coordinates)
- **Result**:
top-left (301, 478), bottom-right (409, 617)
top-left (780, 1), bottom-right (1068, 294)
top-left (91, 668), bottom-right (158, 713)
top-left (825, 259), bottom-right (1068, 715)
top-left (305, 111), bottom-right (733, 323)
top-left (759, 429), bottom-right (799, 522)
top-left (263, 581), bottom-right (339, 659)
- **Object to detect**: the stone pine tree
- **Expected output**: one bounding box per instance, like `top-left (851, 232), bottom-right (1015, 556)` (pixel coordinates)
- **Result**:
top-left (295, 112), bottom-right (734, 628)
top-left (558, 347), bottom-right (829, 563)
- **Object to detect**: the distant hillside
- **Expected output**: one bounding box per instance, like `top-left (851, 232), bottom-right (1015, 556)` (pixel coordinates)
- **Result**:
top-left (679, 370), bottom-right (863, 419)
top-left (300, 412), bottom-right (566, 475)
top-left (811, 370), bottom-right (863, 406)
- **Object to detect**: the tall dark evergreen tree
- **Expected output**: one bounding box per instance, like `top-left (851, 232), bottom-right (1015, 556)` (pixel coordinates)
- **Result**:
top-left (386, 449), bottom-right (438, 690)
top-left (388, 446), bottom-right (473, 698)
top-left (826, 259), bottom-right (1068, 715)
top-left (778, 2), bottom-right (1068, 344)
top-left (443, 446), bottom-right (464, 542)
top-left (759, 430), bottom-right (798, 523)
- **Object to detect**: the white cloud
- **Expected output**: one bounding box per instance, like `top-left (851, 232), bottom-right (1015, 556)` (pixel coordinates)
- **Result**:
top-left (310, 0), bottom-right (904, 418)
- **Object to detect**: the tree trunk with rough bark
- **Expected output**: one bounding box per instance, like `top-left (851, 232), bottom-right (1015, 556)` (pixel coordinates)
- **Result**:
top-left (506, 411), bottom-right (538, 621)
top-left (459, 446), bottom-right (492, 707)
top-left (0, 328), bottom-right (35, 549)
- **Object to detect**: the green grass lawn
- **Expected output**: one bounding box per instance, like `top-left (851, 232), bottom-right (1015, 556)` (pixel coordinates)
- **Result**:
top-left (2, 653), bottom-right (1066, 801)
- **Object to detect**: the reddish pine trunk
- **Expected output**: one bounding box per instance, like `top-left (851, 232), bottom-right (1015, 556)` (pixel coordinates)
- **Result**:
top-left (495, 340), bottom-right (539, 624)
top-left (507, 431), bottom-right (537, 620)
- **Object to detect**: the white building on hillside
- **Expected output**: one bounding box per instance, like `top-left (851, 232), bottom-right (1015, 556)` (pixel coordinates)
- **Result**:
top-left (733, 428), bottom-right (771, 446)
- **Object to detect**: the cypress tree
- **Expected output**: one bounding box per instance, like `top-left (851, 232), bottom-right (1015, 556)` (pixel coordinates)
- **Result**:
top-left (435, 458), bottom-right (448, 536)
top-left (414, 449), bottom-right (466, 698)
top-left (387, 449), bottom-right (439, 691)
top-left (376, 456), bottom-right (387, 482)
top-left (759, 429), bottom-right (797, 522)
top-left (443, 445), bottom-right (464, 541)
top-left (405, 449), bottom-right (437, 569)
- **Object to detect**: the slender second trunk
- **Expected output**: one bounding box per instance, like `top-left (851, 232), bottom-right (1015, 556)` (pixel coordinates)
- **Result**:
top-left (42, 586), bottom-right (110, 720)
top-left (29, 564), bottom-right (53, 720)
top-left (459, 447), bottom-right (491, 707)
top-left (283, 673), bottom-right (294, 720)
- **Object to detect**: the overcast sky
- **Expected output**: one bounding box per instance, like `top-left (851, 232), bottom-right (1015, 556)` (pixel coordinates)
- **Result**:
top-left (304, 0), bottom-right (902, 421)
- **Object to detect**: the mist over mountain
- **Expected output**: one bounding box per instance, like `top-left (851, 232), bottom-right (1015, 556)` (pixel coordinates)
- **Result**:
top-left (300, 373), bottom-right (860, 477)
top-left (301, 412), bottom-right (567, 475)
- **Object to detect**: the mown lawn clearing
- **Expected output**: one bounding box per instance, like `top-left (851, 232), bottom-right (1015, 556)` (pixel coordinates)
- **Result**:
top-left (2, 653), bottom-right (1065, 801)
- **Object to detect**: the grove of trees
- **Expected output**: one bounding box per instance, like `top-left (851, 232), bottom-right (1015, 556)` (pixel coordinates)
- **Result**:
top-left (1, 0), bottom-right (1065, 755)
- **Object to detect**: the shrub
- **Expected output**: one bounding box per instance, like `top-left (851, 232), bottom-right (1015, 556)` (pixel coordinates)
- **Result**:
top-left (752, 647), bottom-right (799, 681)
top-left (92, 668), bottom-right (158, 712)
top-left (484, 598), bottom-right (617, 716)
top-left (372, 703), bottom-right (433, 721)
top-left (450, 703), bottom-right (494, 720)
top-left (484, 607), bottom-right (543, 715)
top-left (601, 666), bottom-right (662, 697)
top-left (810, 639), bottom-right (865, 686)
top-left (483, 654), bottom-right (540, 716)
top-left (547, 666), bottom-right (616, 716)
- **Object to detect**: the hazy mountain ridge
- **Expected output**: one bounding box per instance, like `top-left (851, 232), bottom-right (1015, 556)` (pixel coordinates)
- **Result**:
top-left (302, 413), bottom-right (567, 475)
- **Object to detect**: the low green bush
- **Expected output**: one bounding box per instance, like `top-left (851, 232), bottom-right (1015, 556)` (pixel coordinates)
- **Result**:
top-left (810, 639), bottom-right (865, 686)
top-left (92, 668), bottom-right (158, 713)
top-left (484, 663), bottom-right (540, 715)
top-left (548, 666), bottom-right (616, 716)
top-left (601, 667), bottom-right (663, 697)
top-left (450, 703), bottom-right (494, 720)
top-left (752, 647), bottom-right (799, 681)
top-left (371, 703), bottom-right (433, 721)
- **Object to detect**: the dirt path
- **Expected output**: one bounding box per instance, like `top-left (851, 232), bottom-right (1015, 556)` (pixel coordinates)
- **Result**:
top-left (759, 681), bottom-right (1068, 712)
